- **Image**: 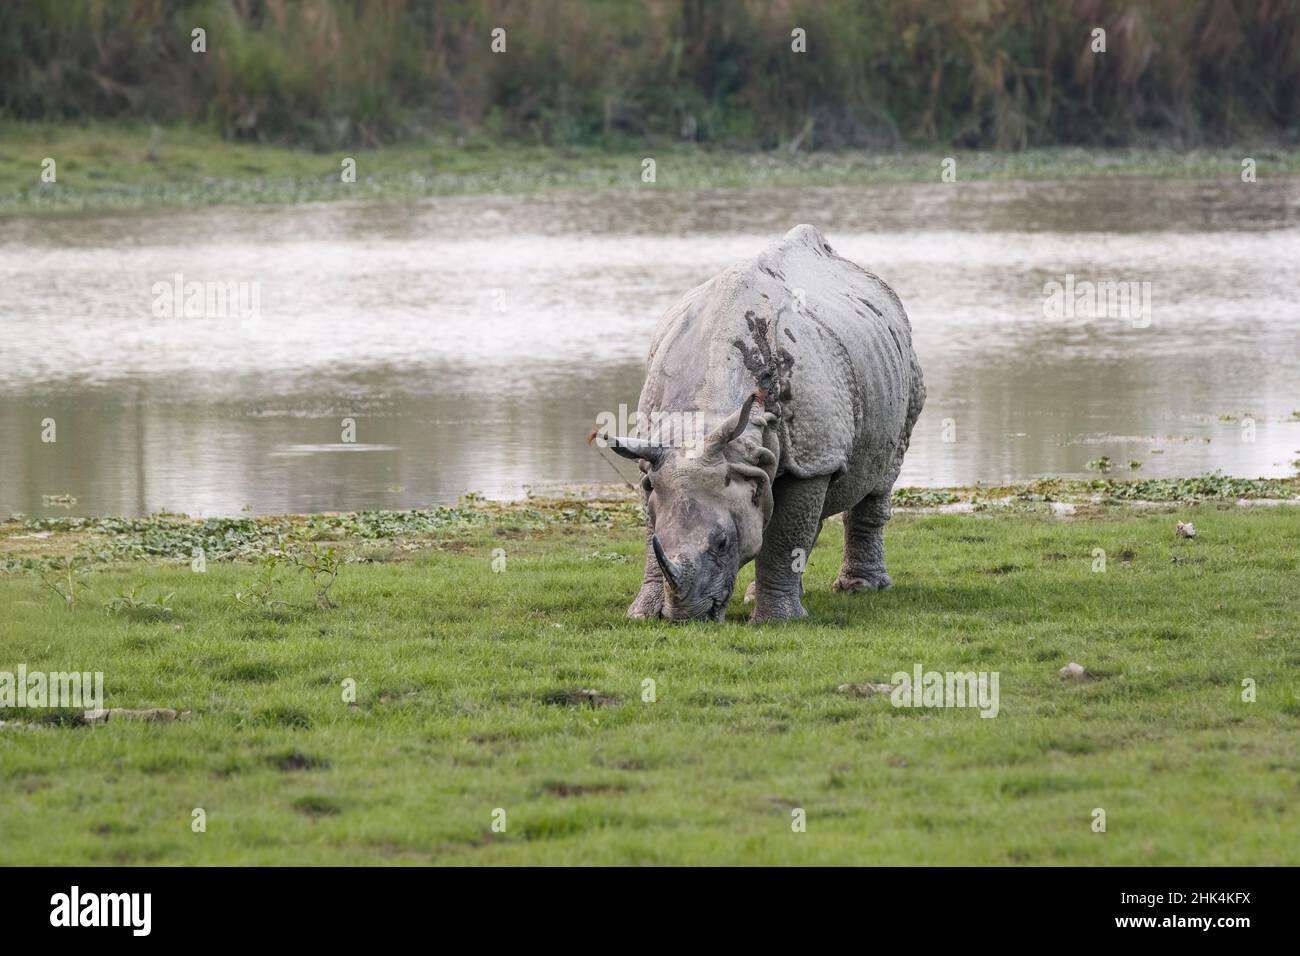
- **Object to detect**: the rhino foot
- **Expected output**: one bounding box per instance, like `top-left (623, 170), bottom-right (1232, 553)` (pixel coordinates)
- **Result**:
top-left (749, 592), bottom-right (808, 622)
top-left (833, 570), bottom-right (893, 592)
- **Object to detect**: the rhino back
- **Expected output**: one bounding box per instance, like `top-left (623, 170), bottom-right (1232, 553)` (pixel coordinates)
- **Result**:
top-left (641, 225), bottom-right (922, 485)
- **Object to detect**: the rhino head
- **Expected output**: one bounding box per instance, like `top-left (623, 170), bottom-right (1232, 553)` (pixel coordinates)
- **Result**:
top-left (599, 393), bottom-right (775, 621)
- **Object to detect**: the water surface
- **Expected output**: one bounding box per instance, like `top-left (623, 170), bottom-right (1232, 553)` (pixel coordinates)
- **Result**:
top-left (2, 177), bottom-right (1298, 516)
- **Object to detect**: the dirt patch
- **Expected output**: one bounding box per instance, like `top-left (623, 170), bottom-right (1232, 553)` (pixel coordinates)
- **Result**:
top-left (608, 758), bottom-right (649, 771)
top-left (542, 688), bottom-right (622, 708)
top-left (538, 781), bottom-right (628, 797)
top-left (292, 795), bottom-right (341, 817)
top-left (269, 750), bottom-right (329, 772)
top-left (766, 795), bottom-right (801, 811)
top-left (836, 682), bottom-right (895, 698)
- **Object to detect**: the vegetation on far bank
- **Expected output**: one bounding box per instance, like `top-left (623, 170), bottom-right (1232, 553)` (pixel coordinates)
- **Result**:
top-left (4, 1), bottom-right (1296, 152)
top-left (3, 121), bottom-right (1299, 217)
top-left (2, 496), bottom-right (1297, 864)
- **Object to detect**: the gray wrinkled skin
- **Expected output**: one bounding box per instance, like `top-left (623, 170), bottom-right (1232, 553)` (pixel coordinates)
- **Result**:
top-left (602, 224), bottom-right (925, 622)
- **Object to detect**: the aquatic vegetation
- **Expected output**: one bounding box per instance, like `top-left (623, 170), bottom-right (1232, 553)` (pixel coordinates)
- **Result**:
top-left (1087, 474), bottom-right (1300, 502)
top-left (891, 488), bottom-right (962, 508)
top-left (4, 124), bottom-right (1299, 217)
top-left (3, 479), bottom-right (1296, 574)
top-left (4, 502), bottom-right (633, 569)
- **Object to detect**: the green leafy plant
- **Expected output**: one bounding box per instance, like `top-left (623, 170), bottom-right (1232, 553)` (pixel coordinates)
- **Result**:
top-left (33, 558), bottom-right (90, 610)
top-left (286, 537), bottom-right (342, 610)
top-left (233, 533), bottom-right (342, 611)
top-left (234, 553), bottom-right (292, 611)
top-left (104, 586), bottom-right (174, 618)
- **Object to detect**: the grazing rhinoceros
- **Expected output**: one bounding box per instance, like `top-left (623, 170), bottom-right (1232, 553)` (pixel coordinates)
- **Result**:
top-left (596, 224), bottom-right (925, 622)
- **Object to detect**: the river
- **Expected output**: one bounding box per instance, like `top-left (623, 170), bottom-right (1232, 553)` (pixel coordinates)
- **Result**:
top-left (2, 176), bottom-right (1297, 516)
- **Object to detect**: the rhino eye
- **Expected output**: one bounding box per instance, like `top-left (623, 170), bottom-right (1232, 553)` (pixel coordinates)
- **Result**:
top-left (715, 532), bottom-right (729, 551)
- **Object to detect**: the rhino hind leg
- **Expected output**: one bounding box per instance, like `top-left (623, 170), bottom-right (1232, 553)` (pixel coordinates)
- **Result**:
top-left (750, 474), bottom-right (831, 622)
top-left (834, 490), bottom-right (893, 592)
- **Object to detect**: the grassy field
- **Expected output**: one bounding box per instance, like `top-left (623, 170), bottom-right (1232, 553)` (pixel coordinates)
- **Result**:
top-left (1, 489), bottom-right (1297, 865)
top-left (4, 121), bottom-right (1299, 216)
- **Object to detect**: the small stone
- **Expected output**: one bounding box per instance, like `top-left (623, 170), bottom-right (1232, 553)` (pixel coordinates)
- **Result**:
top-left (1058, 662), bottom-right (1088, 680)
top-left (1176, 521), bottom-right (1196, 538)
top-left (837, 682), bottom-right (895, 698)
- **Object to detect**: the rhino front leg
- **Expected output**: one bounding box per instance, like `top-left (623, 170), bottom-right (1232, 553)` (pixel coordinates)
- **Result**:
top-left (627, 520), bottom-right (665, 619)
top-left (834, 490), bottom-right (893, 592)
top-left (750, 474), bottom-right (831, 622)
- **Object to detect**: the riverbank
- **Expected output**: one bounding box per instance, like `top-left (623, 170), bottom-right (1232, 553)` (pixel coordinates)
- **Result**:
top-left (2, 484), bottom-right (1297, 864)
top-left (4, 475), bottom-right (1297, 570)
top-left (4, 122), bottom-right (1299, 217)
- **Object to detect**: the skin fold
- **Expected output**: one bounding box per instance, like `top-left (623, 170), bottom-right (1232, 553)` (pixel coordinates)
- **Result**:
top-left (599, 224), bottom-right (925, 622)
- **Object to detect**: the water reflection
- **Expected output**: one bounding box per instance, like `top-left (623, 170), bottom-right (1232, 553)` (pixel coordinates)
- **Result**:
top-left (1, 177), bottom-right (1297, 516)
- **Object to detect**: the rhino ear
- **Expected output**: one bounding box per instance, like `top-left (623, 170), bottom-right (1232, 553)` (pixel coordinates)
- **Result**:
top-left (727, 461), bottom-right (774, 527)
top-left (704, 392), bottom-right (759, 454)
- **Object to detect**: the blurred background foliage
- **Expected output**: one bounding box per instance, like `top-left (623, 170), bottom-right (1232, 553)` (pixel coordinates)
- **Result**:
top-left (1, 0), bottom-right (1296, 151)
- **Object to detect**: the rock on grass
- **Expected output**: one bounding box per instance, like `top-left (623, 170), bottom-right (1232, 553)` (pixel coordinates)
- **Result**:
top-left (83, 708), bottom-right (189, 724)
top-left (837, 682), bottom-right (896, 698)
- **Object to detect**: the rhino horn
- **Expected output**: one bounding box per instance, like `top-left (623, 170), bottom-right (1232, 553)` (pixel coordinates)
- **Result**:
top-left (590, 430), bottom-right (667, 467)
top-left (652, 534), bottom-right (684, 591)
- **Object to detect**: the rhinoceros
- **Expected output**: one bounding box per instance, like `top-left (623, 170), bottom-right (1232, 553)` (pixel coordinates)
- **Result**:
top-left (596, 224), bottom-right (925, 622)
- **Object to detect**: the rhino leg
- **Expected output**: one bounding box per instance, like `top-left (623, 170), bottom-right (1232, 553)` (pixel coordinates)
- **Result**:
top-left (750, 474), bottom-right (831, 622)
top-left (627, 520), bottom-right (665, 619)
top-left (834, 490), bottom-right (893, 592)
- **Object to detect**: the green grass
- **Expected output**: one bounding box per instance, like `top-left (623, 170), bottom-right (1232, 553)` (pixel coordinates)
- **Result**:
top-left (4, 121), bottom-right (1300, 216)
top-left (2, 498), bottom-right (1297, 865)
